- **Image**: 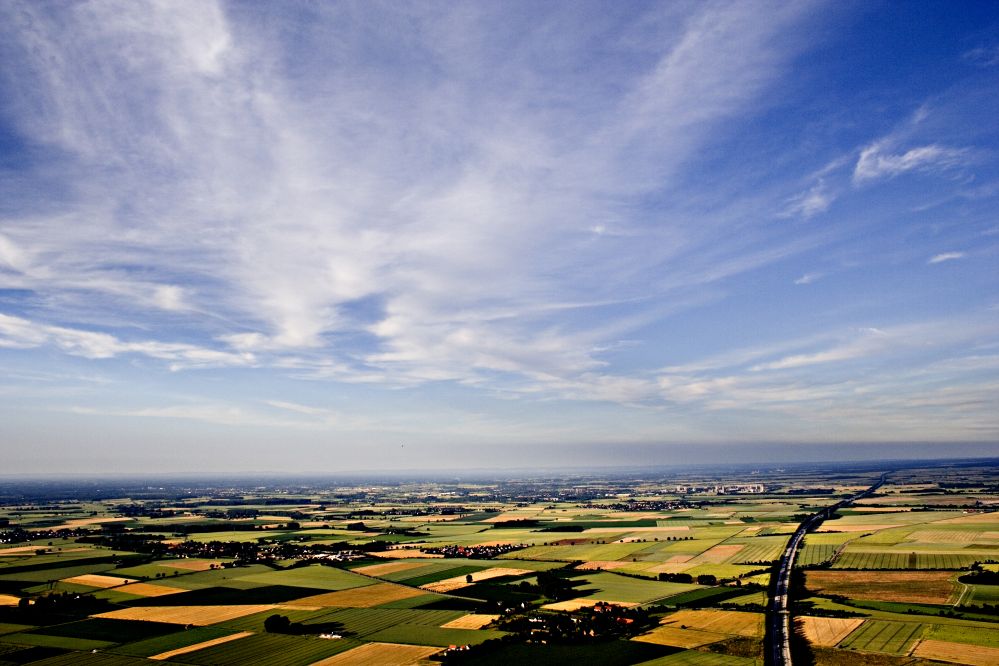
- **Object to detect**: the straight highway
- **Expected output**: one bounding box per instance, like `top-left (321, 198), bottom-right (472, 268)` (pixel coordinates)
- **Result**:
top-left (766, 472), bottom-right (888, 666)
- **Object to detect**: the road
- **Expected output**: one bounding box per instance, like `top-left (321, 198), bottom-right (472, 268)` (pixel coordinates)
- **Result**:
top-left (766, 472), bottom-right (888, 666)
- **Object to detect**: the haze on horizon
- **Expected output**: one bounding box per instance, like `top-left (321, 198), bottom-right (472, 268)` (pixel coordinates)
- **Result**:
top-left (1, 1), bottom-right (998, 475)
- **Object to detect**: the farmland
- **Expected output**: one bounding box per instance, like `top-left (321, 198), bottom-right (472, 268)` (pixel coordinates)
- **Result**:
top-left (0, 459), bottom-right (997, 665)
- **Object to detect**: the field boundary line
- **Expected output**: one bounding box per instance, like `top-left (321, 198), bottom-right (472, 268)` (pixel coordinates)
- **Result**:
top-left (148, 630), bottom-right (254, 660)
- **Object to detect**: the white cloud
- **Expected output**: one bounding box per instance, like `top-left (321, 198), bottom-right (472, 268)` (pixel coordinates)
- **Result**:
top-left (0, 313), bottom-right (254, 368)
top-left (853, 142), bottom-right (968, 184)
top-left (794, 273), bottom-right (822, 285)
top-left (781, 182), bottom-right (833, 219)
top-left (928, 252), bottom-right (965, 264)
top-left (963, 44), bottom-right (999, 67)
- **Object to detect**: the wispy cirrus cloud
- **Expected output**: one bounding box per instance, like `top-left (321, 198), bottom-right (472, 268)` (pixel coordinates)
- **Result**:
top-left (0, 313), bottom-right (254, 369)
top-left (928, 251), bottom-right (966, 264)
top-left (853, 142), bottom-right (969, 184)
top-left (781, 181), bottom-right (834, 219)
top-left (0, 0), bottom-right (827, 394)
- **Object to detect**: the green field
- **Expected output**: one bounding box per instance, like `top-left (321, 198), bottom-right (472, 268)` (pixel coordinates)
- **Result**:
top-left (0, 562), bottom-right (119, 583)
top-left (0, 631), bottom-right (116, 651)
top-left (233, 565), bottom-right (374, 590)
top-left (925, 622), bottom-right (999, 648)
top-left (797, 543), bottom-right (837, 566)
top-left (964, 584), bottom-right (999, 604)
top-left (109, 626), bottom-right (238, 657)
top-left (295, 606), bottom-right (466, 636)
top-left (166, 633), bottom-right (362, 666)
top-left (9, 651), bottom-right (153, 665)
top-left (570, 572), bottom-right (700, 604)
top-left (832, 551), bottom-right (981, 570)
top-left (837, 620), bottom-right (926, 654)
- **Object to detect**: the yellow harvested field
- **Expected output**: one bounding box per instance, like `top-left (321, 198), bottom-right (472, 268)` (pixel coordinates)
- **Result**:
top-left (576, 561), bottom-right (633, 571)
top-left (353, 560), bottom-right (428, 577)
top-left (663, 610), bottom-right (764, 638)
top-left (0, 594), bottom-right (22, 606)
top-left (159, 559), bottom-right (227, 571)
top-left (542, 599), bottom-right (636, 611)
top-left (420, 567), bottom-right (531, 593)
top-left (117, 583), bottom-right (185, 597)
top-left (816, 524), bottom-right (896, 532)
top-left (913, 639), bottom-right (999, 666)
top-left (372, 550), bottom-right (444, 559)
top-left (62, 574), bottom-right (138, 588)
top-left (94, 604), bottom-right (276, 625)
top-left (798, 616), bottom-right (864, 647)
top-left (0, 545), bottom-right (76, 556)
top-left (633, 625), bottom-right (727, 648)
top-left (690, 544), bottom-right (743, 564)
top-left (440, 614), bottom-right (499, 629)
top-left (149, 632), bottom-right (253, 660)
top-left (309, 642), bottom-right (440, 666)
top-left (805, 571), bottom-right (957, 604)
top-left (284, 583), bottom-right (426, 608)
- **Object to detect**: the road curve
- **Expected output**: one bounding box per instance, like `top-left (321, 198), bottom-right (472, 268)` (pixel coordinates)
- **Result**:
top-left (766, 472), bottom-right (888, 666)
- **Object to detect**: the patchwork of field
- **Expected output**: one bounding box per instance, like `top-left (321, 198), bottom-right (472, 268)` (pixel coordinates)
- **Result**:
top-left (2, 469), bottom-right (997, 666)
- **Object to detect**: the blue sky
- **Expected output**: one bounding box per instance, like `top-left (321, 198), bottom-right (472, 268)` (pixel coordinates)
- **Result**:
top-left (1, 1), bottom-right (997, 473)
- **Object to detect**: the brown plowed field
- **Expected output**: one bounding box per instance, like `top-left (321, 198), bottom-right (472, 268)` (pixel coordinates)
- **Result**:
top-left (806, 570), bottom-right (957, 604)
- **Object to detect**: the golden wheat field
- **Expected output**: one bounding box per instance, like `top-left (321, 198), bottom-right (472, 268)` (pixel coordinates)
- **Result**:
top-left (309, 642), bottom-right (441, 665)
top-left (798, 616), bottom-right (864, 647)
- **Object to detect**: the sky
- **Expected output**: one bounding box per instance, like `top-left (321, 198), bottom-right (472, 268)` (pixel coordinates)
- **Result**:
top-left (1, 1), bottom-right (998, 474)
